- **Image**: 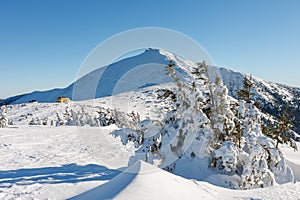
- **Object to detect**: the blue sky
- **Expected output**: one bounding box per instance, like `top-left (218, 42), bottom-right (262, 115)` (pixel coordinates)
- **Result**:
top-left (0, 0), bottom-right (300, 98)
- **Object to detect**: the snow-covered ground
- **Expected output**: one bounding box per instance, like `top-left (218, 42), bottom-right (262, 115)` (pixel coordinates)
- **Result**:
top-left (0, 124), bottom-right (299, 200)
top-left (0, 125), bottom-right (127, 199)
top-left (1, 84), bottom-right (300, 199)
top-left (5, 83), bottom-right (174, 127)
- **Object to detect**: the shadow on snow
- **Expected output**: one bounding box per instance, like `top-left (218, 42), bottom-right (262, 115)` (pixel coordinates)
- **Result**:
top-left (69, 162), bottom-right (141, 200)
top-left (0, 163), bottom-right (120, 187)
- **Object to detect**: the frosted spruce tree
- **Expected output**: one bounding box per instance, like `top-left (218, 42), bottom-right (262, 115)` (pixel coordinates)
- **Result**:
top-left (123, 60), bottom-right (216, 171)
top-left (234, 75), bottom-right (294, 189)
top-left (55, 113), bottom-right (65, 126)
top-left (207, 75), bottom-right (235, 145)
top-left (262, 107), bottom-right (297, 150)
top-left (193, 63), bottom-right (248, 178)
top-left (0, 106), bottom-right (8, 128)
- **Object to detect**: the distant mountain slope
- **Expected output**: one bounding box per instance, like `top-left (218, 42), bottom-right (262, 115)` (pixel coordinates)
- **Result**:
top-left (1, 49), bottom-right (174, 104)
top-left (2, 49), bottom-right (216, 105)
top-left (2, 49), bottom-right (300, 133)
top-left (219, 67), bottom-right (300, 133)
top-left (11, 85), bottom-right (74, 104)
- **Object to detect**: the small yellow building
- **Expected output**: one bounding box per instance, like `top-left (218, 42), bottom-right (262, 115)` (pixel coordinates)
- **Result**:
top-left (56, 97), bottom-right (71, 103)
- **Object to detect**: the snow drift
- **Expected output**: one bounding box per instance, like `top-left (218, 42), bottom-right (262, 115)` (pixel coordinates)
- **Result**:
top-left (70, 160), bottom-right (217, 200)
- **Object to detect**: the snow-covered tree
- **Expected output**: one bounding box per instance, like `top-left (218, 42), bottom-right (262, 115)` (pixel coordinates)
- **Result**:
top-left (0, 106), bottom-right (8, 128)
top-left (210, 141), bottom-right (239, 173)
top-left (71, 109), bottom-right (81, 126)
top-left (113, 109), bottom-right (139, 129)
top-left (55, 113), bottom-right (65, 126)
top-left (262, 108), bottom-right (297, 150)
top-left (29, 118), bottom-right (35, 125)
top-left (208, 75), bottom-right (235, 144)
top-left (42, 117), bottom-right (49, 126)
top-left (230, 77), bottom-right (293, 188)
top-left (122, 60), bottom-right (212, 170)
top-left (63, 107), bottom-right (73, 126)
top-left (237, 75), bottom-right (254, 103)
top-left (112, 61), bottom-right (294, 189)
top-left (99, 109), bottom-right (107, 126)
top-left (127, 111), bottom-right (140, 129)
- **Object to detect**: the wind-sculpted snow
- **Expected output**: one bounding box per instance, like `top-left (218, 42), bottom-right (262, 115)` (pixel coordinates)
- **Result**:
top-left (70, 160), bottom-right (218, 200)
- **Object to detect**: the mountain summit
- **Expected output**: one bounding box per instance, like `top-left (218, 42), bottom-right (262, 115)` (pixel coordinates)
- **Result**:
top-left (1, 49), bottom-right (218, 104)
top-left (2, 48), bottom-right (300, 134)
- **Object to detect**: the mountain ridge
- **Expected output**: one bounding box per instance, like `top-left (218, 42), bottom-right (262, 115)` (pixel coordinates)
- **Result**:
top-left (2, 49), bottom-right (300, 134)
top-left (2, 49), bottom-right (298, 105)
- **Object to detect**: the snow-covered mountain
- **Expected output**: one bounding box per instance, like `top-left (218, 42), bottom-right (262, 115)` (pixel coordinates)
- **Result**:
top-left (1, 49), bottom-right (173, 104)
top-left (0, 49), bottom-right (214, 104)
top-left (220, 67), bottom-right (300, 134)
top-left (2, 48), bottom-right (300, 134)
top-left (2, 48), bottom-right (300, 198)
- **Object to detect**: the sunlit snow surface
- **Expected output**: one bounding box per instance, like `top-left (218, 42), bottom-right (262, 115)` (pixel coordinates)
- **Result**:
top-left (0, 125), bottom-right (299, 199)
top-left (1, 97), bottom-right (300, 199)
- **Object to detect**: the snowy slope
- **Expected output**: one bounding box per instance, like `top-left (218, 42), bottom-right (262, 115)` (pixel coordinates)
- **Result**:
top-left (2, 49), bottom-right (173, 104)
top-left (0, 86), bottom-right (73, 105)
top-left (4, 83), bottom-right (175, 127)
top-left (219, 67), bottom-right (300, 133)
top-left (1, 98), bottom-right (300, 199)
top-left (1, 125), bottom-right (300, 200)
top-left (1, 49), bottom-right (212, 104)
top-left (71, 160), bottom-right (218, 200)
top-left (0, 125), bottom-right (135, 200)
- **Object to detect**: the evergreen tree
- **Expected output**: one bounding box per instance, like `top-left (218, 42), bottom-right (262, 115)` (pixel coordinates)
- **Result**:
top-left (237, 75), bottom-right (254, 103)
top-left (128, 111), bottom-right (141, 129)
top-left (56, 113), bottom-right (65, 126)
top-left (0, 106), bottom-right (8, 128)
top-left (42, 117), bottom-right (48, 126)
top-left (164, 60), bottom-right (193, 158)
top-left (155, 60), bottom-right (212, 169)
top-left (29, 118), bottom-right (35, 125)
top-left (262, 108), bottom-right (297, 150)
top-left (276, 110), bottom-right (295, 149)
top-left (100, 111), bottom-right (107, 126)
top-left (192, 61), bottom-right (209, 82)
top-left (36, 117), bottom-right (42, 125)
top-left (63, 107), bottom-right (72, 126)
top-left (192, 62), bottom-right (235, 145)
top-left (71, 109), bottom-right (80, 126)
top-left (209, 75), bottom-right (235, 143)
top-left (112, 59), bottom-right (294, 189)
